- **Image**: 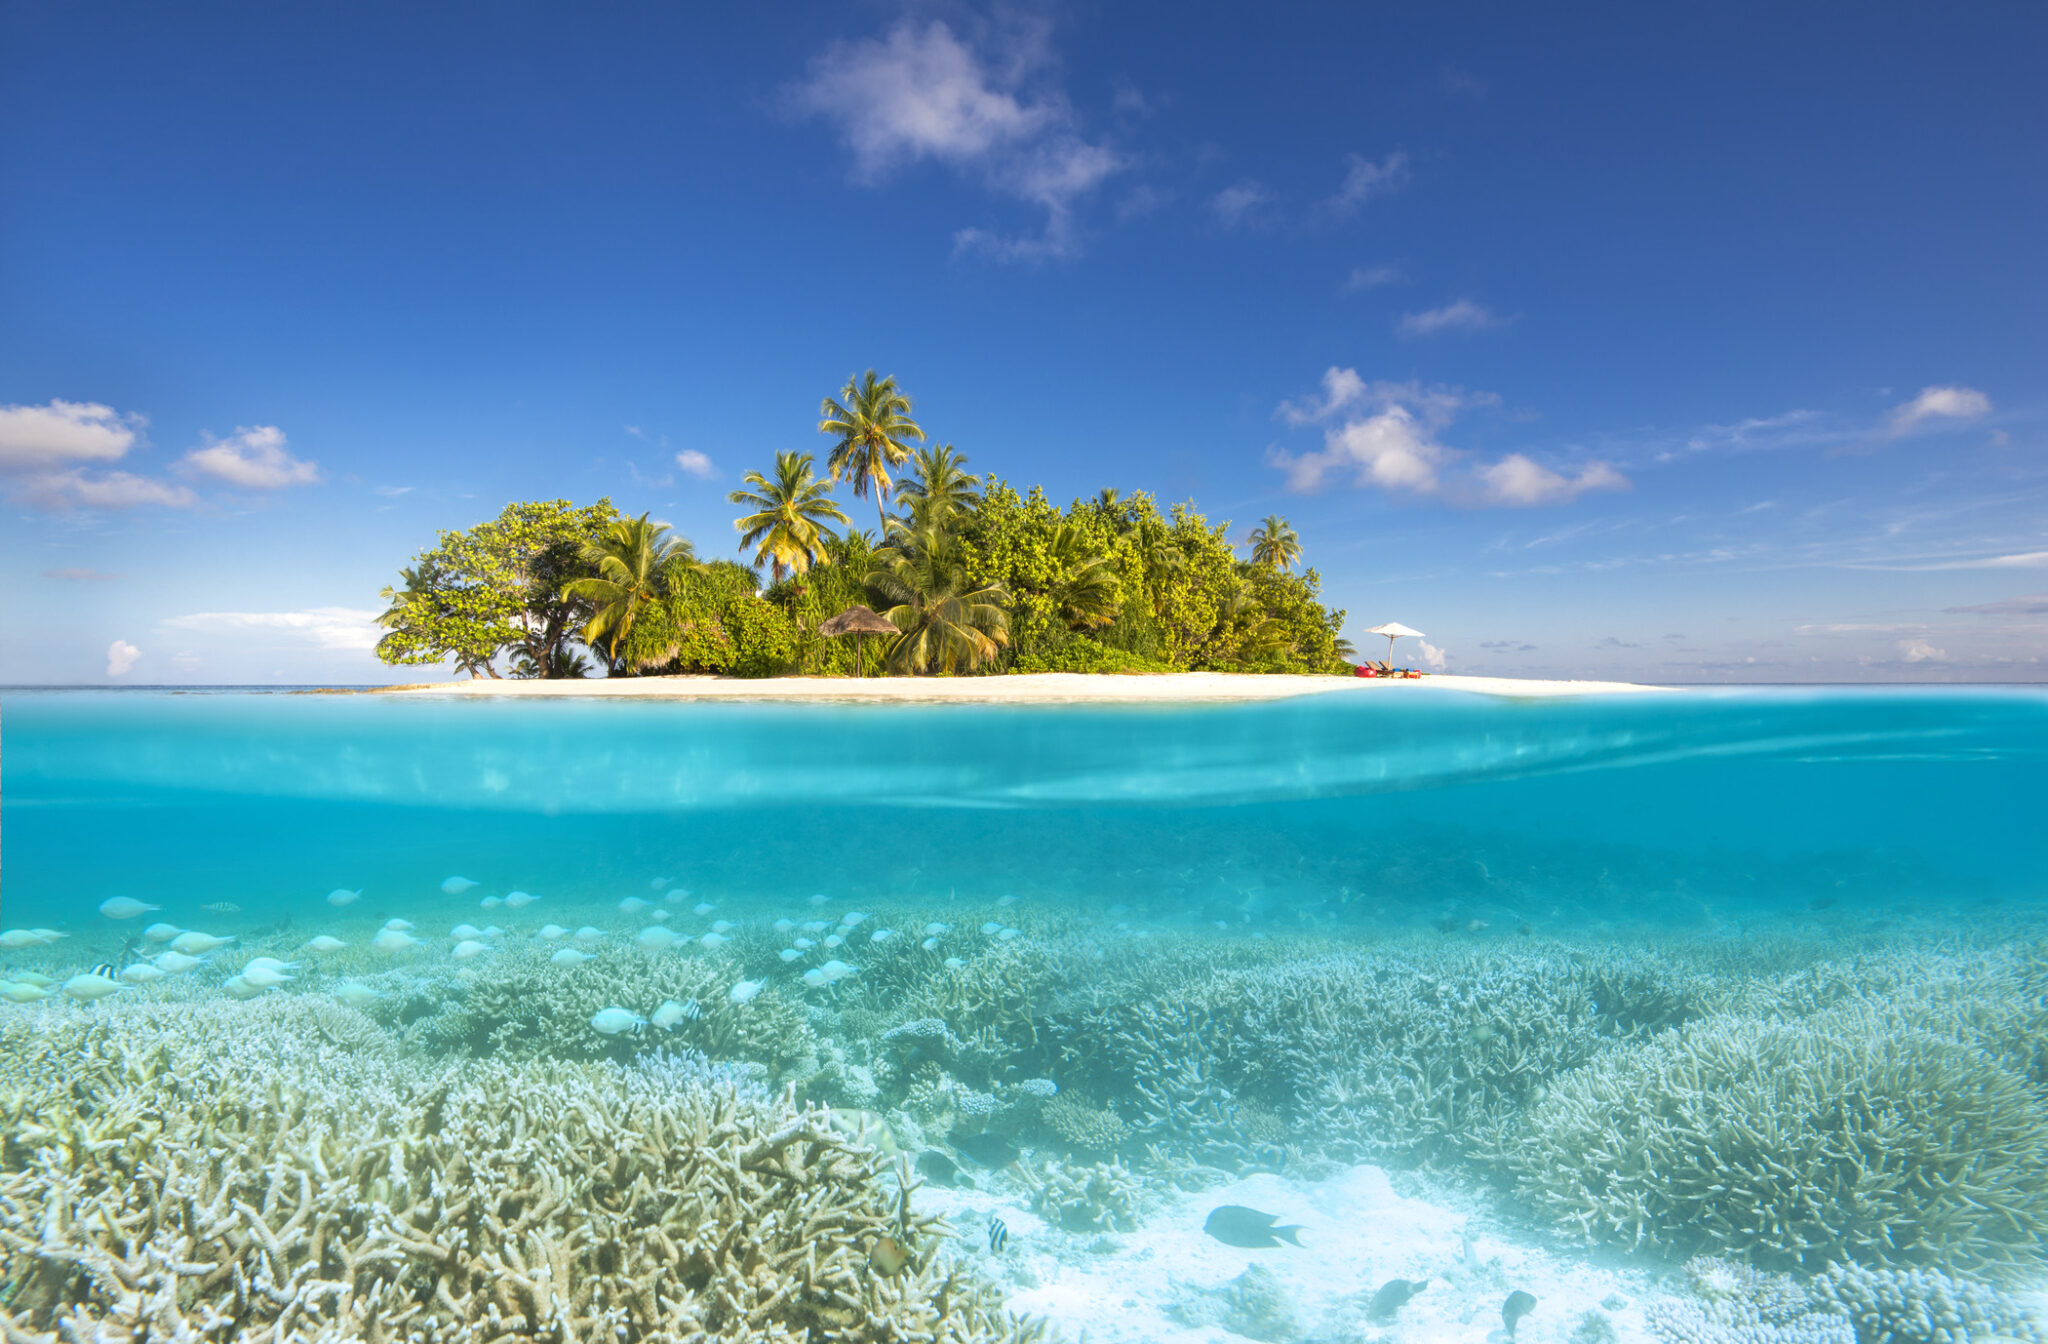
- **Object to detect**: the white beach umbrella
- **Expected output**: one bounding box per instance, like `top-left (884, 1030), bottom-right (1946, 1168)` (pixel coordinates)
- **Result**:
top-left (1364, 621), bottom-right (1424, 665)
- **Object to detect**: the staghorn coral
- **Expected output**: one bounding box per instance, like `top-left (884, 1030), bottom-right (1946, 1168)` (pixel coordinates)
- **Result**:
top-left (421, 942), bottom-right (817, 1074)
top-left (1506, 1000), bottom-right (2048, 1276)
top-left (0, 999), bottom-right (1048, 1344)
top-left (1807, 1263), bottom-right (2046, 1344)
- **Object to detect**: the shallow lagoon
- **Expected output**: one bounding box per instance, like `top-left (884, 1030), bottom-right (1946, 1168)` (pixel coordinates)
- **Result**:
top-left (3, 686), bottom-right (2046, 1342)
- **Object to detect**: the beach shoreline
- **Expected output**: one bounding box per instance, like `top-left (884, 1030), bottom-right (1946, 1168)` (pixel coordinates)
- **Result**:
top-left (374, 671), bottom-right (1666, 702)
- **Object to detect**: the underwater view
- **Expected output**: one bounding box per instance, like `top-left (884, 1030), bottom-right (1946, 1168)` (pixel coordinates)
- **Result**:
top-left (4, 685), bottom-right (2047, 1344)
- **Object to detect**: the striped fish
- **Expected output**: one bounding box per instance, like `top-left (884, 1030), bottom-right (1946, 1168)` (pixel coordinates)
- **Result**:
top-left (987, 1218), bottom-right (1008, 1254)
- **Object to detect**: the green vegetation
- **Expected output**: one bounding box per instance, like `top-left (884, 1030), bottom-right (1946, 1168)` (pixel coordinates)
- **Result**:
top-left (376, 371), bottom-right (1350, 678)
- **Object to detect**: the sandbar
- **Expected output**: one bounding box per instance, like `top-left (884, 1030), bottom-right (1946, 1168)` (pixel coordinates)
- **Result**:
top-left (378, 671), bottom-right (1664, 702)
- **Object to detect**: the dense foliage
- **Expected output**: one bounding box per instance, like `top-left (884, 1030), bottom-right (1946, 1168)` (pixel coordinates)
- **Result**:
top-left (376, 375), bottom-right (1350, 678)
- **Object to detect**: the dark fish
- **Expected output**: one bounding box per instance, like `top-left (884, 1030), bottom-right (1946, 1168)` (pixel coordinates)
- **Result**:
top-left (953, 1132), bottom-right (1019, 1169)
top-left (988, 1217), bottom-right (1008, 1254)
top-left (1202, 1205), bottom-right (1303, 1249)
top-left (1368, 1278), bottom-right (1428, 1322)
top-left (1503, 1290), bottom-right (1537, 1338)
top-left (90, 962), bottom-right (118, 979)
top-left (916, 1149), bottom-right (966, 1188)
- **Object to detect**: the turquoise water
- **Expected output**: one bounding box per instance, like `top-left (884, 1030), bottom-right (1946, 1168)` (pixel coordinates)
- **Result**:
top-left (6, 687), bottom-right (2045, 928)
top-left (4, 685), bottom-right (2047, 1342)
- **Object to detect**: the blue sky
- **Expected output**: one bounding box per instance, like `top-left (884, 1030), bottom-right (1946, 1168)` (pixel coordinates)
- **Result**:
top-left (3, 2), bottom-right (2044, 684)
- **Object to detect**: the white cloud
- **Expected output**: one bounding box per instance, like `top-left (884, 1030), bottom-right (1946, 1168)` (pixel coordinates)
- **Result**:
top-left (106, 640), bottom-right (140, 677)
top-left (374, 485), bottom-right (413, 497)
top-left (0, 399), bottom-right (196, 510)
top-left (1397, 299), bottom-right (1507, 337)
top-left (160, 607), bottom-right (382, 651)
top-left (1473, 454), bottom-right (1630, 507)
top-left (792, 19), bottom-right (1120, 261)
top-left (1269, 369), bottom-right (1626, 507)
top-left (1415, 639), bottom-right (1448, 671)
top-left (1209, 180), bottom-right (1270, 229)
top-left (43, 568), bottom-right (124, 581)
top-left (675, 450), bottom-right (716, 479)
top-left (182, 425), bottom-right (321, 489)
top-left (0, 399), bottom-right (143, 470)
top-left (1899, 638), bottom-right (1947, 663)
top-left (1342, 264), bottom-right (1404, 292)
top-left (1884, 385), bottom-right (1990, 436)
top-left (1324, 151), bottom-right (1408, 217)
top-left (1847, 550), bottom-right (2048, 572)
top-left (14, 469), bottom-right (197, 510)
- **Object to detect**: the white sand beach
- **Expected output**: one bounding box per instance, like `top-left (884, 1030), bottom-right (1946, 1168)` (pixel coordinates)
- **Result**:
top-left (379, 672), bottom-right (1665, 702)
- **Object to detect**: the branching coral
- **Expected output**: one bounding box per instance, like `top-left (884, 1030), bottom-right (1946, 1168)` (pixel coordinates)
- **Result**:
top-left (1021, 1158), bottom-right (1147, 1233)
top-left (0, 999), bottom-right (1047, 1343)
top-left (1808, 1263), bottom-right (2046, 1344)
top-left (1505, 1002), bottom-right (2048, 1276)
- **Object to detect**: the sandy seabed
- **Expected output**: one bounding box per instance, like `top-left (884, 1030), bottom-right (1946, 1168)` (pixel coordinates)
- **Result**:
top-left (379, 672), bottom-right (1665, 702)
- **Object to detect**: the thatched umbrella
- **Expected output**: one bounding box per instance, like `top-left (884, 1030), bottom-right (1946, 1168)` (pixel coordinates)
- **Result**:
top-left (818, 605), bottom-right (899, 678)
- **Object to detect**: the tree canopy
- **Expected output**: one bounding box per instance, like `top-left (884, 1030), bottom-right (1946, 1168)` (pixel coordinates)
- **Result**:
top-left (375, 498), bottom-right (620, 678)
top-left (376, 374), bottom-right (1349, 679)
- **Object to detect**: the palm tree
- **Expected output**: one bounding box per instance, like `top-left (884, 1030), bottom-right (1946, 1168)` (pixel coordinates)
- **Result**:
top-left (895, 443), bottom-right (981, 528)
top-left (1248, 515), bottom-right (1302, 571)
top-left (561, 513), bottom-right (697, 661)
top-left (1049, 522), bottom-right (1118, 630)
top-left (729, 451), bottom-right (849, 583)
top-left (868, 525), bottom-right (1010, 675)
top-left (819, 370), bottom-right (927, 531)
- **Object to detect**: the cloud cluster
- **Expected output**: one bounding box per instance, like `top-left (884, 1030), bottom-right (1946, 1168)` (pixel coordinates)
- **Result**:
top-left (106, 640), bottom-right (140, 677)
top-left (1270, 368), bottom-right (1628, 508)
top-left (790, 19), bottom-right (1120, 261)
top-left (674, 449), bottom-right (716, 479)
top-left (1, 399), bottom-right (324, 509)
top-left (183, 425), bottom-right (321, 489)
top-left (0, 400), bottom-right (197, 509)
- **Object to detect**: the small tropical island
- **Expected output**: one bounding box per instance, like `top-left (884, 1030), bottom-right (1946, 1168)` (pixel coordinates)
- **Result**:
top-left (372, 371), bottom-right (1359, 685)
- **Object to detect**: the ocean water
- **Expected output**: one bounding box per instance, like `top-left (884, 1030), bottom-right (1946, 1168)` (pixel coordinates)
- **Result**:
top-left (3, 685), bottom-right (2046, 1343)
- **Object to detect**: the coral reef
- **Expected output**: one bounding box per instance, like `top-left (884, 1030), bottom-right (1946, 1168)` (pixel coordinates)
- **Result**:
top-left (1647, 1258), bottom-right (1854, 1344)
top-left (0, 999), bottom-right (1045, 1343)
top-left (1506, 998), bottom-right (2048, 1275)
top-left (1021, 1158), bottom-right (1146, 1233)
top-left (1808, 1264), bottom-right (2046, 1344)
top-left (1039, 1094), bottom-right (1130, 1154)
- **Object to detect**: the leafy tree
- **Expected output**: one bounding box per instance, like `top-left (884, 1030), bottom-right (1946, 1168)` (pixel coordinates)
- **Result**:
top-left (1248, 515), bottom-right (1303, 571)
top-left (375, 498), bottom-right (620, 678)
top-left (562, 513), bottom-right (698, 666)
top-left (819, 370), bottom-right (926, 530)
top-left (618, 560), bottom-right (761, 675)
top-left (868, 524), bottom-right (1011, 674)
top-left (729, 451), bottom-right (847, 582)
